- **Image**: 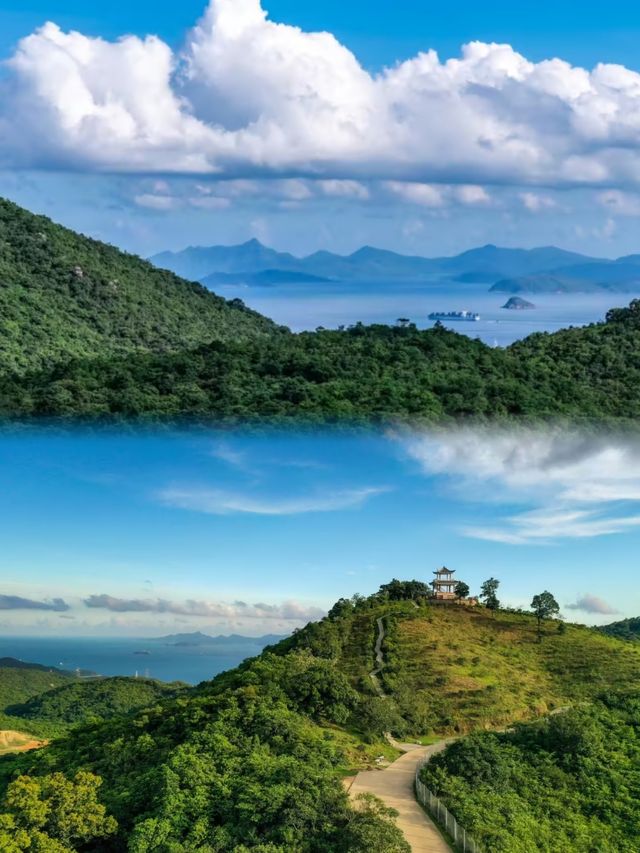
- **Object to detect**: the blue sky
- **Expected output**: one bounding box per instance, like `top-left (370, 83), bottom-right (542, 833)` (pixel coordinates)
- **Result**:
top-left (3, 1), bottom-right (640, 70)
top-left (3, 1), bottom-right (640, 258)
top-left (1, 426), bottom-right (639, 637)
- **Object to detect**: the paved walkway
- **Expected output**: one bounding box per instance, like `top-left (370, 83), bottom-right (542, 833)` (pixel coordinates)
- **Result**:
top-left (353, 612), bottom-right (452, 851)
top-left (350, 741), bottom-right (452, 852)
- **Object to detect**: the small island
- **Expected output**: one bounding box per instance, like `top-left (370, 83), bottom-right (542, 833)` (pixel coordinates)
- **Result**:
top-left (502, 296), bottom-right (536, 310)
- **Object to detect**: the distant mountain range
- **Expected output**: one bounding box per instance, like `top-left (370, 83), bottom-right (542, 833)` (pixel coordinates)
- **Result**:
top-left (152, 631), bottom-right (285, 647)
top-left (151, 240), bottom-right (640, 293)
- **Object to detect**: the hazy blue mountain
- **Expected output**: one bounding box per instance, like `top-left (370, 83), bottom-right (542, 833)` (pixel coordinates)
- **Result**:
top-left (442, 245), bottom-right (600, 278)
top-left (201, 269), bottom-right (332, 286)
top-left (153, 632), bottom-right (285, 647)
top-left (546, 261), bottom-right (640, 284)
top-left (151, 240), bottom-right (604, 284)
top-left (151, 239), bottom-right (301, 280)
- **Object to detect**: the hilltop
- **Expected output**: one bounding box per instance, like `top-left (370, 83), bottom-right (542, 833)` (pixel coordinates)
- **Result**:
top-left (1, 585), bottom-right (639, 850)
top-left (0, 198), bottom-right (277, 375)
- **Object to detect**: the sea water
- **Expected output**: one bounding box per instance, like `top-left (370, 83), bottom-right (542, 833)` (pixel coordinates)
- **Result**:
top-left (0, 636), bottom-right (276, 685)
top-left (213, 280), bottom-right (640, 346)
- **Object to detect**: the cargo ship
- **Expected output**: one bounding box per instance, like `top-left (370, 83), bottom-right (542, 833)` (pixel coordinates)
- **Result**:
top-left (428, 310), bottom-right (481, 322)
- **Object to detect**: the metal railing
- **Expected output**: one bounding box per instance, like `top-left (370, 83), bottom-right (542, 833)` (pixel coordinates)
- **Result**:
top-left (415, 767), bottom-right (484, 853)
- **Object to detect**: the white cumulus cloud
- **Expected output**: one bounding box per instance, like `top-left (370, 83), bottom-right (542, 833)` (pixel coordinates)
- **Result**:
top-left (3, 0), bottom-right (640, 191)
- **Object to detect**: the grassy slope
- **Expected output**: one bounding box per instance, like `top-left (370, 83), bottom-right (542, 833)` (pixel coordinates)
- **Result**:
top-left (381, 605), bottom-right (640, 733)
top-left (0, 198), bottom-right (277, 375)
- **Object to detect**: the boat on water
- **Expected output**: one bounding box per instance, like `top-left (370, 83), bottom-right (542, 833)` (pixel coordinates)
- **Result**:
top-left (428, 310), bottom-right (481, 322)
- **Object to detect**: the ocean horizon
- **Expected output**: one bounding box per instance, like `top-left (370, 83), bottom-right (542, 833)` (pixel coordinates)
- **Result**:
top-left (0, 635), bottom-right (281, 685)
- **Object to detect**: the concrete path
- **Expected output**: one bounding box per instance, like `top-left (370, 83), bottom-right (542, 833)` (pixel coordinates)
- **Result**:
top-left (353, 612), bottom-right (452, 851)
top-left (350, 742), bottom-right (452, 852)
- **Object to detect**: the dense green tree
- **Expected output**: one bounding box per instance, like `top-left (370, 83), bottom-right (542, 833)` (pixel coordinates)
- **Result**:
top-left (454, 582), bottom-right (470, 601)
top-left (480, 578), bottom-right (500, 612)
top-left (378, 580), bottom-right (431, 602)
top-left (531, 591), bottom-right (561, 641)
top-left (1, 771), bottom-right (117, 851)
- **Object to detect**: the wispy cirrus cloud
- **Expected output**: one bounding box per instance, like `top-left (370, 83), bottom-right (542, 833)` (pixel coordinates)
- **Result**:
top-left (0, 594), bottom-right (69, 612)
top-left (156, 485), bottom-right (388, 516)
top-left (403, 427), bottom-right (640, 544)
top-left (566, 594), bottom-right (620, 615)
top-left (84, 594), bottom-right (324, 621)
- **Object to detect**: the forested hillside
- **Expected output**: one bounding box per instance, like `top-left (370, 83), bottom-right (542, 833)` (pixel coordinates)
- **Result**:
top-left (600, 616), bottom-right (640, 642)
top-left (1, 196), bottom-right (640, 420)
top-left (6, 677), bottom-right (185, 726)
top-left (2, 586), bottom-right (639, 851)
top-left (420, 695), bottom-right (640, 851)
top-left (0, 665), bottom-right (186, 740)
top-left (0, 198), bottom-right (277, 375)
top-left (2, 302), bottom-right (640, 419)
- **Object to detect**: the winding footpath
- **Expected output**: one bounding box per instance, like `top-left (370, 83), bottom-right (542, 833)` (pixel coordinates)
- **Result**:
top-left (348, 617), bottom-right (452, 852)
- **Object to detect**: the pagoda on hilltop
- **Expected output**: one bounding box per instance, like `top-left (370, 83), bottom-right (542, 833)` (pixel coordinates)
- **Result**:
top-left (431, 567), bottom-right (457, 600)
top-left (430, 567), bottom-right (478, 605)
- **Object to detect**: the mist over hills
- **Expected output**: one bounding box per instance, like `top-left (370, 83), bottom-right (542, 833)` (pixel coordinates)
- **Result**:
top-left (151, 240), bottom-right (640, 292)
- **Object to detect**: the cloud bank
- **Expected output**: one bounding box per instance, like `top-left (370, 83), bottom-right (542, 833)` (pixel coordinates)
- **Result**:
top-left (403, 428), bottom-right (640, 543)
top-left (0, 594), bottom-right (69, 611)
top-left (4, 0), bottom-right (640, 191)
top-left (84, 593), bottom-right (324, 621)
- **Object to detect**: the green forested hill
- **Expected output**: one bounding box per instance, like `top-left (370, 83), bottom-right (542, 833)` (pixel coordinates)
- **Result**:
top-left (0, 664), bottom-right (187, 740)
top-left (600, 616), bottom-right (640, 642)
top-left (3, 302), bottom-right (640, 419)
top-left (2, 588), bottom-right (640, 851)
top-left (0, 660), bottom-right (72, 711)
top-left (6, 676), bottom-right (185, 726)
top-left (0, 198), bottom-right (277, 375)
top-left (420, 695), bottom-right (640, 852)
top-left (1, 195), bottom-right (640, 420)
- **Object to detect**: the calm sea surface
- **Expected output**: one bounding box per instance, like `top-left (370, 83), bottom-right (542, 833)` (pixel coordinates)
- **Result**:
top-left (0, 636), bottom-right (276, 685)
top-left (214, 280), bottom-right (640, 346)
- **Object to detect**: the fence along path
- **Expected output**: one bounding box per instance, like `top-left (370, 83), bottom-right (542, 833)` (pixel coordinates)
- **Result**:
top-left (415, 768), bottom-right (485, 853)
